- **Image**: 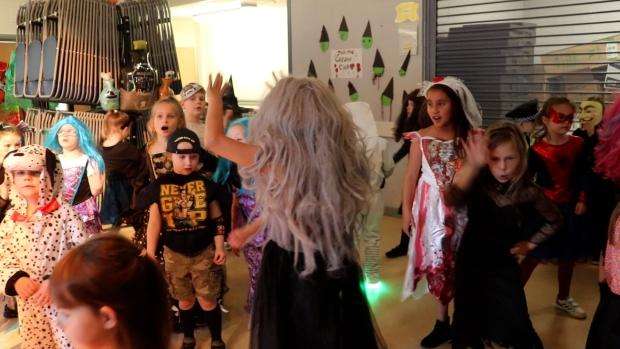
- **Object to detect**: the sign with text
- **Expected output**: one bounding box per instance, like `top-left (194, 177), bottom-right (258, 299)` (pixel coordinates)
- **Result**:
top-left (331, 48), bottom-right (363, 79)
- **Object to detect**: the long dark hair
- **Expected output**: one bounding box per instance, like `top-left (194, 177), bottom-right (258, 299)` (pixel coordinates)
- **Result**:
top-left (427, 84), bottom-right (473, 157)
top-left (50, 234), bottom-right (171, 349)
top-left (394, 89), bottom-right (427, 141)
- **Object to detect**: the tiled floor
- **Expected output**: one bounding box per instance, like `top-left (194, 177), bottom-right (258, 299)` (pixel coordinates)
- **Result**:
top-left (1, 216), bottom-right (598, 349)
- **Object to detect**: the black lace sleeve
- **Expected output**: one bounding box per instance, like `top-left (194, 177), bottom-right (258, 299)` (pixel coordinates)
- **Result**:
top-left (393, 140), bottom-right (411, 164)
top-left (525, 185), bottom-right (563, 245)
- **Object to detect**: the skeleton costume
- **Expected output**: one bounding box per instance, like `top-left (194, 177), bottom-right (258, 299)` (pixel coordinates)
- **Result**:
top-left (0, 145), bottom-right (87, 349)
top-left (345, 101), bottom-right (395, 284)
top-left (402, 76), bottom-right (482, 304)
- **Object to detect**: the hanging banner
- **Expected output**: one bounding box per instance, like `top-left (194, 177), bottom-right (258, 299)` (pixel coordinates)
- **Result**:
top-left (331, 48), bottom-right (363, 79)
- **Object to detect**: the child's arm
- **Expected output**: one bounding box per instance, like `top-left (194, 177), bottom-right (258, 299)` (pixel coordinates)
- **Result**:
top-left (445, 132), bottom-right (488, 207)
top-left (146, 203), bottom-right (162, 259)
top-left (204, 73), bottom-right (258, 167)
top-left (209, 199), bottom-right (226, 265)
top-left (229, 217), bottom-right (264, 254)
top-left (574, 141), bottom-right (589, 215)
top-left (381, 140), bottom-right (396, 179)
top-left (0, 223), bottom-right (39, 300)
top-left (87, 160), bottom-right (105, 197)
top-left (402, 137), bottom-right (422, 234)
top-left (511, 186), bottom-right (563, 256)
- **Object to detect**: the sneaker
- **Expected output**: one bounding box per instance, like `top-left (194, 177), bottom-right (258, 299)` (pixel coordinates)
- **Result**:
top-left (420, 319), bottom-right (451, 348)
top-left (555, 298), bottom-right (587, 319)
top-left (3, 304), bottom-right (17, 319)
top-left (211, 339), bottom-right (226, 349)
top-left (218, 299), bottom-right (229, 314)
top-left (182, 337), bottom-right (196, 349)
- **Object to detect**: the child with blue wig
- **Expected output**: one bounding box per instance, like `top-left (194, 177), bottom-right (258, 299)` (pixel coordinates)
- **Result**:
top-left (45, 116), bottom-right (105, 236)
top-left (213, 117), bottom-right (266, 314)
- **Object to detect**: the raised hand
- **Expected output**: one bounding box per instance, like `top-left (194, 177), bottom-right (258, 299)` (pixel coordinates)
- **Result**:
top-left (463, 129), bottom-right (488, 169)
top-left (206, 73), bottom-right (226, 103)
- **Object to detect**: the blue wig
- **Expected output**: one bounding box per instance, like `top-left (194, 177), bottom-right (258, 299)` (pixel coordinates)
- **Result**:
top-left (44, 116), bottom-right (106, 172)
top-left (212, 117), bottom-right (250, 185)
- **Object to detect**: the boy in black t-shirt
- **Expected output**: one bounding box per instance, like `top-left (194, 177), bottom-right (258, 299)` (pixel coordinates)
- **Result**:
top-left (145, 128), bottom-right (226, 349)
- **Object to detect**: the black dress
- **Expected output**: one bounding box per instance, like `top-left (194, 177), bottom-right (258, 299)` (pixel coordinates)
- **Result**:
top-left (250, 240), bottom-right (386, 349)
top-left (450, 173), bottom-right (562, 349)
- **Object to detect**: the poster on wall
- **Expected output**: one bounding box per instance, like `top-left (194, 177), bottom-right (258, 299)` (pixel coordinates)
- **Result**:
top-left (398, 22), bottom-right (418, 55)
top-left (331, 48), bottom-right (363, 79)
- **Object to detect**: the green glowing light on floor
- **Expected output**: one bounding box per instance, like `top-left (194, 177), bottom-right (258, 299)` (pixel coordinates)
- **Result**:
top-left (363, 280), bottom-right (390, 305)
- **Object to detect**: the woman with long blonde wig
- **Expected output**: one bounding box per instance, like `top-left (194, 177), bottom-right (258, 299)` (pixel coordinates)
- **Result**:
top-left (204, 74), bottom-right (385, 349)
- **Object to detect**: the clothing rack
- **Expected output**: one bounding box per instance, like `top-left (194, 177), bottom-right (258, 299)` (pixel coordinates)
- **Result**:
top-left (23, 108), bottom-right (150, 149)
top-left (14, 0), bottom-right (181, 105)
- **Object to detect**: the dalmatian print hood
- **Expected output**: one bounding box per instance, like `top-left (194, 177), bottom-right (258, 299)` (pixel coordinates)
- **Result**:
top-left (3, 144), bottom-right (64, 212)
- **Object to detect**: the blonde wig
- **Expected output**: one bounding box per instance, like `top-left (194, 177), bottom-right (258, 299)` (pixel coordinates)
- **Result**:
top-left (242, 77), bottom-right (371, 275)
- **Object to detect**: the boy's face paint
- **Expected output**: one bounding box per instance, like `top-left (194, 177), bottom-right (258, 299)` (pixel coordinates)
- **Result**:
top-left (543, 104), bottom-right (575, 136)
top-left (548, 108), bottom-right (575, 124)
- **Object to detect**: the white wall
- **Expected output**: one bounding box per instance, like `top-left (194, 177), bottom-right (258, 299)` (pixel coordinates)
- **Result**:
top-left (171, 2), bottom-right (288, 105)
top-left (0, 0), bottom-right (20, 36)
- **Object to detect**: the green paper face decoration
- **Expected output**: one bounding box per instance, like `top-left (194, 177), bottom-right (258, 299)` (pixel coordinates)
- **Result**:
top-left (362, 36), bottom-right (373, 49)
top-left (373, 67), bottom-right (384, 77)
top-left (362, 21), bottom-right (373, 49)
top-left (319, 26), bottom-right (330, 52)
top-left (339, 17), bottom-right (349, 41)
top-left (399, 68), bottom-right (406, 77)
top-left (350, 92), bottom-right (360, 102)
top-left (381, 95), bottom-right (392, 106)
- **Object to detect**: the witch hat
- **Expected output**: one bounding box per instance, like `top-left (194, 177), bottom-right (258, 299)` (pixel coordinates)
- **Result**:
top-left (399, 50), bottom-right (411, 77)
top-left (308, 60), bottom-right (317, 78)
top-left (362, 21), bottom-right (373, 49)
top-left (222, 76), bottom-right (252, 114)
top-left (381, 78), bottom-right (394, 106)
top-left (373, 50), bottom-right (385, 77)
top-left (348, 81), bottom-right (359, 102)
top-left (339, 16), bottom-right (349, 41)
top-left (320, 25), bottom-right (329, 52)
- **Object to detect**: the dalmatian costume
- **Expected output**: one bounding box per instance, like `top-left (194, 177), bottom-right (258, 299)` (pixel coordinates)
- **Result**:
top-left (0, 145), bottom-right (86, 349)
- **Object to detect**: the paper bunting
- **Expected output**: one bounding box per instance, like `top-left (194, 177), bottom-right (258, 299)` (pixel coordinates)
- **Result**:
top-left (339, 17), bottom-right (349, 41)
top-left (373, 50), bottom-right (385, 77)
top-left (320, 25), bottom-right (330, 52)
top-left (308, 60), bottom-right (317, 78)
top-left (348, 81), bottom-right (359, 102)
top-left (399, 50), bottom-right (411, 77)
top-left (362, 21), bottom-right (373, 49)
top-left (381, 78), bottom-right (394, 106)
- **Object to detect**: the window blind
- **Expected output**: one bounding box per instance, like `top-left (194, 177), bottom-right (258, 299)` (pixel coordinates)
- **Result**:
top-left (433, 0), bottom-right (620, 124)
